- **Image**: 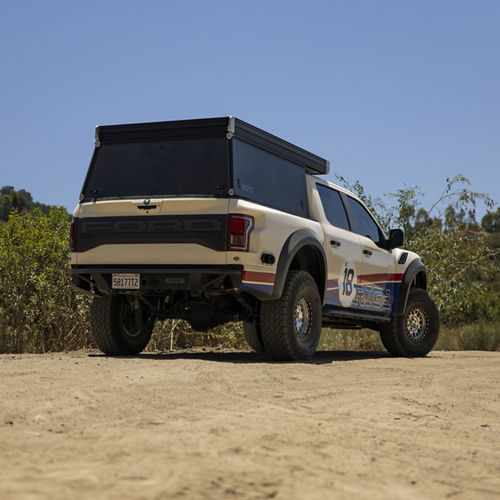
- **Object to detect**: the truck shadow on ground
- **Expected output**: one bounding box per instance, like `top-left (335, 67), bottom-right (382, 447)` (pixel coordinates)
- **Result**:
top-left (89, 350), bottom-right (392, 365)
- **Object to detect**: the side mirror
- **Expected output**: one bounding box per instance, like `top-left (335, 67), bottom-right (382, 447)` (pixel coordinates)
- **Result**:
top-left (388, 228), bottom-right (404, 249)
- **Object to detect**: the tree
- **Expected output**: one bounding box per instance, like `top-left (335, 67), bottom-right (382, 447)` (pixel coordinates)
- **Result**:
top-left (482, 208), bottom-right (500, 233)
top-left (0, 185), bottom-right (67, 222)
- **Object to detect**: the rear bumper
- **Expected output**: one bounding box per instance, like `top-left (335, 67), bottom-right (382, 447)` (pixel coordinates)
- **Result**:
top-left (70, 264), bottom-right (243, 295)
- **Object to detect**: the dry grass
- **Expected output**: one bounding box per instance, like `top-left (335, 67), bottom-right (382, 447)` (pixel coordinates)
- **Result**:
top-left (147, 322), bottom-right (385, 353)
top-left (147, 321), bottom-right (500, 354)
top-left (3, 308), bottom-right (499, 355)
top-left (147, 320), bottom-right (247, 352)
top-left (435, 321), bottom-right (500, 351)
top-left (318, 328), bottom-right (384, 352)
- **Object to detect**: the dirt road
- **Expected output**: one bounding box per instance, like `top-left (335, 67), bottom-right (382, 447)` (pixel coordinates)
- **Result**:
top-left (1, 350), bottom-right (499, 499)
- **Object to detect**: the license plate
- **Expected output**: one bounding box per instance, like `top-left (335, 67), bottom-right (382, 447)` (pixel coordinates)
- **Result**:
top-left (112, 273), bottom-right (140, 289)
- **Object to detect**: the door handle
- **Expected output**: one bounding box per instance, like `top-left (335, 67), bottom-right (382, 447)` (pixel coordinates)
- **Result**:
top-left (330, 240), bottom-right (342, 247)
top-left (363, 249), bottom-right (373, 256)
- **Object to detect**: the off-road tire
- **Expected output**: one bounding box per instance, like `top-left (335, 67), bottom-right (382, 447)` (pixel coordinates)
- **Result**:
top-left (90, 295), bottom-right (154, 355)
top-left (243, 319), bottom-right (265, 353)
top-left (380, 288), bottom-right (439, 357)
top-left (260, 270), bottom-right (322, 361)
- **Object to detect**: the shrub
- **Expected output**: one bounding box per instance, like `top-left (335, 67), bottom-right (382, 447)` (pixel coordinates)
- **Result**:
top-left (0, 209), bottom-right (91, 353)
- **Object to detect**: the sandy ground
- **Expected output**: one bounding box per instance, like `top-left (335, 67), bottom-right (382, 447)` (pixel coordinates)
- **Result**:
top-left (1, 350), bottom-right (499, 500)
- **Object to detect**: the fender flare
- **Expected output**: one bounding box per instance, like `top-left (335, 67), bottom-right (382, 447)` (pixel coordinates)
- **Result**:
top-left (394, 258), bottom-right (427, 316)
top-left (269, 229), bottom-right (327, 303)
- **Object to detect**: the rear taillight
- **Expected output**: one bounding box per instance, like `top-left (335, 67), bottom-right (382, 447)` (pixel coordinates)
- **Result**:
top-left (69, 217), bottom-right (78, 252)
top-left (227, 214), bottom-right (254, 251)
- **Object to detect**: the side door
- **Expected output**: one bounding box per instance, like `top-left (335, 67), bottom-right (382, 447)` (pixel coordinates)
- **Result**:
top-left (315, 183), bottom-right (363, 311)
top-left (342, 194), bottom-right (397, 316)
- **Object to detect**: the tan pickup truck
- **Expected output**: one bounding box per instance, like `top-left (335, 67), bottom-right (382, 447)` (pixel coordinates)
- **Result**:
top-left (70, 117), bottom-right (439, 360)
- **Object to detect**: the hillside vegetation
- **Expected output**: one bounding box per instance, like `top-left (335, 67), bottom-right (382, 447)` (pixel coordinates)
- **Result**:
top-left (0, 186), bottom-right (68, 222)
top-left (0, 179), bottom-right (498, 354)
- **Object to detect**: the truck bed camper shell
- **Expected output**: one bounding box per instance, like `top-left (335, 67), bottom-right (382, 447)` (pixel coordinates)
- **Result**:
top-left (82, 117), bottom-right (329, 218)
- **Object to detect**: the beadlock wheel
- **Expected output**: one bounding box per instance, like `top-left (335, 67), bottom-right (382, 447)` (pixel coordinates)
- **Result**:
top-left (405, 305), bottom-right (428, 342)
top-left (295, 294), bottom-right (312, 341)
top-left (260, 270), bottom-right (322, 361)
top-left (379, 288), bottom-right (439, 357)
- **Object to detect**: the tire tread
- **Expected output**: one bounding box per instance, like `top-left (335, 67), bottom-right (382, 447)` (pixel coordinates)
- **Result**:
top-left (380, 288), bottom-right (439, 357)
top-left (243, 320), bottom-right (265, 353)
top-left (261, 270), bottom-right (321, 361)
top-left (90, 295), bottom-right (153, 355)
top-left (90, 296), bottom-right (122, 355)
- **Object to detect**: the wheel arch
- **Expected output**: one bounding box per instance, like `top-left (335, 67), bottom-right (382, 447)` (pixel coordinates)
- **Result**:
top-left (394, 258), bottom-right (427, 316)
top-left (269, 229), bottom-right (327, 303)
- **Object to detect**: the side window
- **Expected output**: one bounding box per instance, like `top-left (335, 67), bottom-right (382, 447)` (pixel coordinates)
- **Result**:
top-left (317, 184), bottom-right (350, 231)
top-left (345, 196), bottom-right (383, 245)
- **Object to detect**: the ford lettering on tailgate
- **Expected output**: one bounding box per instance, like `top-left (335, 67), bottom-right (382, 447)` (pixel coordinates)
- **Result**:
top-left (76, 215), bottom-right (227, 252)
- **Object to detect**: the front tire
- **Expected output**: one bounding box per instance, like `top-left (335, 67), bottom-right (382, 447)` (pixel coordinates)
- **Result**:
top-left (380, 288), bottom-right (439, 357)
top-left (90, 295), bottom-right (154, 355)
top-left (260, 270), bottom-right (322, 361)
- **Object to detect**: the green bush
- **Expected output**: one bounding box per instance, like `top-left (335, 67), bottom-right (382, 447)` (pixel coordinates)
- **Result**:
top-left (410, 224), bottom-right (498, 324)
top-left (0, 209), bottom-right (91, 353)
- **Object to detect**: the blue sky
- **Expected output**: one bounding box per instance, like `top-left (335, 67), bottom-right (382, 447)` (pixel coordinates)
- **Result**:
top-left (1, 0), bottom-right (498, 220)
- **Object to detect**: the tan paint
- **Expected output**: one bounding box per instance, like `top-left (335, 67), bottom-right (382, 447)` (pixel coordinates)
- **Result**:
top-left (225, 198), bottom-right (324, 271)
top-left (74, 243), bottom-right (226, 266)
top-left (76, 198), bottom-right (230, 218)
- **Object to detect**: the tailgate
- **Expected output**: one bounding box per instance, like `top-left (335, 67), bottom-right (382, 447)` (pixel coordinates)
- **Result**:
top-left (71, 198), bottom-right (230, 265)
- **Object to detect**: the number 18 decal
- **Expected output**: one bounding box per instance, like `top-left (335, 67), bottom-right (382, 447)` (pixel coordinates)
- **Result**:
top-left (339, 259), bottom-right (357, 307)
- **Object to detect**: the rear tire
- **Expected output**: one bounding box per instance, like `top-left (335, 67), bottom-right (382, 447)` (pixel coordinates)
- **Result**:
top-left (243, 320), bottom-right (265, 353)
top-left (260, 270), bottom-right (322, 361)
top-left (90, 295), bottom-right (154, 355)
top-left (380, 288), bottom-right (439, 357)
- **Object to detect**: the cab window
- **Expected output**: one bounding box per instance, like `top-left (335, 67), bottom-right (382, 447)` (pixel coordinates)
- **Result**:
top-left (345, 196), bottom-right (383, 245)
top-left (317, 184), bottom-right (350, 231)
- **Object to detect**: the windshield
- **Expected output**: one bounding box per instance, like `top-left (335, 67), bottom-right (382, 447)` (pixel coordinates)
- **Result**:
top-left (82, 138), bottom-right (229, 200)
